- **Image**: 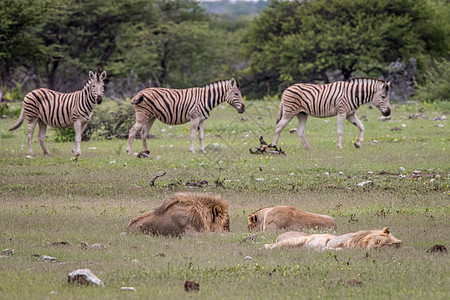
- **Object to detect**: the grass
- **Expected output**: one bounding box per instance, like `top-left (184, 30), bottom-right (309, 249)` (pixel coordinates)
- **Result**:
top-left (0, 100), bottom-right (449, 299)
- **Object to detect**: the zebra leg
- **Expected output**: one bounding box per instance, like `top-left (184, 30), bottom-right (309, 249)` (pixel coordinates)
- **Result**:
top-left (141, 118), bottom-right (155, 153)
top-left (198, 120), bottom-right (206, 153)
top-left (346, 113), bottom-right (364, 148)
top-left (37, 120), bottom-right (50, 155)
top-left (26, 119), bottom-right (38, 156)
top-left (336, 113), bottom-right (346, 149)
top-left (272, 115), bottom-right (294, 146)
top-left (72, 120), bottom-right (83, 156)
top-left (296, 113), bottom-right (311, 150)
top-left (189, 118), bottom-right (201, 153)
top-left (126, 121), bottom-right (145, 155)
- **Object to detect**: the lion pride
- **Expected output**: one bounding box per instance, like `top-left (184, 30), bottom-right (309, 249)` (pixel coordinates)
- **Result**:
top-left (265, 227), bottom-right (403, 250)
top-left (128, 192), bottom-right (230, 236)
top-left (248, 205), bottom-right (336, 231)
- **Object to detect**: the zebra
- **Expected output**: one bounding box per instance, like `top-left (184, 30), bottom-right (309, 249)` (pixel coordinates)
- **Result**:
top-left (126, 78), bottom-right (245, 154)
top-left (9, 71), bottom-right (107, 156)
top-left (272, 77), bottom-right (391, 149)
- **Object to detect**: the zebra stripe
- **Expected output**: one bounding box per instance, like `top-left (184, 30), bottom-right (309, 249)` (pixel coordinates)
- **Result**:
top-left (273, 77), bottom-right (391, 149)
top-left (9, 71), bottom-right (107, 156)
top-left (126, 78), bottom-right (245, 154)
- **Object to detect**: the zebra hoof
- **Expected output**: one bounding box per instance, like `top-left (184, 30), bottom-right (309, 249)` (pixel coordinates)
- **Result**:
top-left (354, 143), bottom-right (360, 149)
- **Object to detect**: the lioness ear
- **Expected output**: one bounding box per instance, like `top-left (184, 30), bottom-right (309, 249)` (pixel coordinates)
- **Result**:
top-left (383, 227), bottom-right (390, 234)
top-left (248, 215), bottom-right (257, 224)
top-left (212, 205), bottom-right (222, 217)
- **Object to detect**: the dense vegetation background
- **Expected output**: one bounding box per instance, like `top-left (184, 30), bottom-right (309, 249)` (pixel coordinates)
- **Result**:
top-left (0, 0), bottom-right (449, 101)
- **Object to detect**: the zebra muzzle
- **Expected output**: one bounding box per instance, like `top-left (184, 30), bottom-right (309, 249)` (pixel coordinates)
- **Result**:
top-left (96, 96), bottom-right (103, 105)
top-left (382, 108), bottom-right (390, 117)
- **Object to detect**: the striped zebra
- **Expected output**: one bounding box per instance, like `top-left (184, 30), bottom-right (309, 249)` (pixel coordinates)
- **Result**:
top-left (272, 77), bottom-right (391, 149)
top-left (9, 71), bottom-right (107, 156)
top-left (126, 78), bottom-right (245, 154)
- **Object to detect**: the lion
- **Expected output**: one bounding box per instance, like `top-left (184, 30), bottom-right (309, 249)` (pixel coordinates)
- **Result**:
top-left (265, 227), bottom-right (403, 250)
top-left (248, 205), bottom-right (336, 232)
top-left (128, 192), bottom-right (230, 236)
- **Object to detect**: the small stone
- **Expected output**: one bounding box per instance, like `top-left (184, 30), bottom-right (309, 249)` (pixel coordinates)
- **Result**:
top-left (1, 249), bottom-right (14, 256)
top-left (49, 291), bottom-right (58, 295)
top-left (184, 281), bottom-right (200, 292)
top-left (132, 259), bottom-right (140, 263)
top-left (357, 181), bottom-right (373, 187)
top-left (367, 171), bottom-right (374, 174)
top-left (41, 255), bottom-right (56, 261)
top-left (372, 140), bottom-right (379, 143)
top-left (68, 269), bottom-right (104, 286)
top-left (121, 287), bottom-right (136, 291)
top-left (401, 123), bottom-right (407, 128)
top-left (88, 147), bottom-right (97, 150)
top-left (244, 256), bottom-right (253, 260)
top-left (430, 179), bottom-right (435, 183)
top-left (399, 167), bottom-right (406, 172)
top-left (323, 119), bottom-right (329, 124)
top-left (378, 116), bottom-right (391, 121)
top-left (26, 155), bottom-right (32, 158)
top-left (323, 172), bottom-right (329, 176)
top-left (426, 244), bottom-right (447, 253)
top-left (438, 124), bottom-right (444, 128)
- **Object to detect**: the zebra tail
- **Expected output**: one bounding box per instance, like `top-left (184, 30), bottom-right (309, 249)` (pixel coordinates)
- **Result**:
top-left (9, 108), bottom-right (25, 131)
top-left (130, 93), bottom-right (145, 105)
top-left (276, 101), bottom-right (284, 125)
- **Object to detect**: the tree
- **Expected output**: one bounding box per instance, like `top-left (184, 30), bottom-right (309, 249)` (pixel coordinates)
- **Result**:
top-left (0, 0), bottom-right (46, 89)
top-left (242, 0), bottom-right (449, 96)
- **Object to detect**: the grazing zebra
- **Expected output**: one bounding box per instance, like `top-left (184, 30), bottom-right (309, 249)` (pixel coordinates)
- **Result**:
top-left (126, 78), bottom-right (245, 154)
top-left (9, 71), bottom-right (107, 156)
top-left (272, 77), bottom-right (391, 149)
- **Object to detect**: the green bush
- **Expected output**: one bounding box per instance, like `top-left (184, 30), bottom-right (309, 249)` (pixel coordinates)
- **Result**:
top-left (52, 100), bottom-right (136, 142)
top-left (0, 102), bottom-right (22, 117)
top-left (415, 59), bottom-right (450, 101)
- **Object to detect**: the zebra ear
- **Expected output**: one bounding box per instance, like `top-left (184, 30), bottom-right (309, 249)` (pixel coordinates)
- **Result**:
top-left (230, 78), bottom-right (237, 88)
top-left (89, 71), bottom-right (95, 80)
top-left (100, 71), bottom-right (107, 80)
top-left (386, 81), bottom-right (391, 91)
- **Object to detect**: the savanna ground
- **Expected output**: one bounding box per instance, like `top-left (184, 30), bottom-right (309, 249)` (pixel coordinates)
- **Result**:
top-left (0, 99), bottom-right (449, 299)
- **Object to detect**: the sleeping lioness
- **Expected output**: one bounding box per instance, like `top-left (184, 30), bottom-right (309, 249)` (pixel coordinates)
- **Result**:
top-left (248, 205), bottom-right (336, 232)
top-left (265, 227), bottom-right (403, 250)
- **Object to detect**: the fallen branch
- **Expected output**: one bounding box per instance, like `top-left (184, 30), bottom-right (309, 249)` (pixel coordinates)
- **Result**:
top-left (150, 171), bottom-right (166, 186)
top-left (249, 136), bottom-right (286, 155)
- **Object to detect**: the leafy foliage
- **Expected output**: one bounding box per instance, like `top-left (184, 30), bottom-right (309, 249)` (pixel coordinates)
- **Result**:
top-left (242, 0), bottom-right (450, 97)
top-left (415, 59), bottom-right (450, 102)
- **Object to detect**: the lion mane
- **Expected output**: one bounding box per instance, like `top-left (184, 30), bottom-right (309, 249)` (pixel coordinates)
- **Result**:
top-left (128, 192), bottom-right (230, 236)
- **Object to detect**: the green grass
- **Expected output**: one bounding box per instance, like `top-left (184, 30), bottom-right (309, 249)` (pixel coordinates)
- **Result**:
top-left (0, 100), bottom-right (449, 299)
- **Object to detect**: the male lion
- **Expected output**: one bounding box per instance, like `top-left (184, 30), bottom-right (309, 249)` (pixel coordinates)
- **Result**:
top-left (128, 192), bottom-right (230, 236)
top-left (265, 227), bottom-right (403, 250)
top-left (248, 205), bottom-right (336, 232)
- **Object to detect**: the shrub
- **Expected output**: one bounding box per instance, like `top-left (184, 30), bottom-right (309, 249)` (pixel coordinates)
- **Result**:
top-left (414, 59), bottom-right (450, 102)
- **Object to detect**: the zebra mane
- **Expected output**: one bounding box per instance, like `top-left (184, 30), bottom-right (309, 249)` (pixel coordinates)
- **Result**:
top-left (201, 79), bottom-right (238, 89)
top-left (348, 77), bottom-right (387, 85)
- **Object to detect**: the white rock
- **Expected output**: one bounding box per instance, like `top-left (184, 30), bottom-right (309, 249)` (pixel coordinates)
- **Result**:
top-left (323, 120), bottom-right (329, 124)
top-left (372, 140), bottom-right (379, 143)
top-left (161, 128), bottom-right (166, 132)
top-left (256, 178), bottom-right (264, 181)
top-left (132, 259), bottom-right (140, 264)
top-left (244, 256), bottom-right (253, 260)
top-left (324, 172), bottom-right (329, 176)
top-left (68, 269), bottom-right (104, 286)
top-left (399, 167), bottom-right (406, 172)
top-left (26, 155), bottom-right (32, 158)
top-left (88, 147), bottom-right (97, 150)
top-left (338, 172), bottom-right (344, 175)
top-left (435, 174), bottom-right (441, 178)
top-left (401, 123), bottom-right (407, 128)
top-left (49, 291), bottom-right (58, 295)
top-left (109, 161), bottom-right (116, 164)
top-left (357, 181), bottom-right (373, 187)
top-left (156, 156), bottom-right (161, 159)
top-left (41, 255), bottom-right (56, 261)
top-left (378, 116), bottom-right (391, 121)
top-left (430, 179), bottom-right (435, 183)
top-left (438, 124), bottom-right (444, 128)
top-left (290, 173), bottom-right (295, 176)
top-left (368, 171), bottom-right (374, 174)
top-left (121, 287), bottom-right (136, 291)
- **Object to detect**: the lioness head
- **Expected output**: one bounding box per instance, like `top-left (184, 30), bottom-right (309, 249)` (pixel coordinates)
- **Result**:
top-left (367, 227), bottom-right (403, 249)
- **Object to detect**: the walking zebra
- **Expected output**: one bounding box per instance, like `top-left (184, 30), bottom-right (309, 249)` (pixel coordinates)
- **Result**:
top-left (272, 77), bottom-right (391, 149)
top-left (126, 78), bottom-right (245, 154)
top-left (9, 71), bottom-right (107, 156)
